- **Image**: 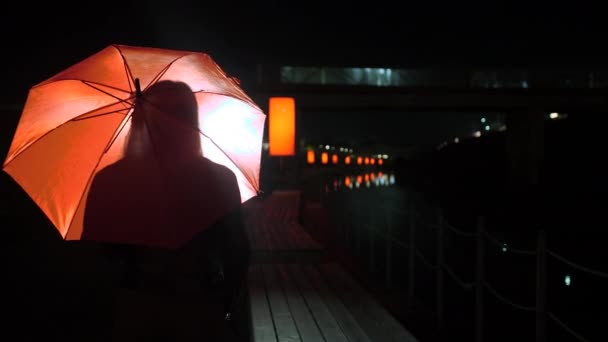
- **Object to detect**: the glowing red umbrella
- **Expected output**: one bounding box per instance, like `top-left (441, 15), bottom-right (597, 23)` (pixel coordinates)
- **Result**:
top-left (3, 44), bottom-right (266, 246)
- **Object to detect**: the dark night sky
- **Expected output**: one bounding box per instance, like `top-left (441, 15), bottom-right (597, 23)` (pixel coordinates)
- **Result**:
top-left (4, 1), bottom-right (607, 94)
top-left (2, 1), bottom-right (606, 149)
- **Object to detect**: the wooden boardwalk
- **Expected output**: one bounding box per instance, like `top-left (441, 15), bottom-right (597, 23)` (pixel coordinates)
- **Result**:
top-left (243, 190), bottom-right (418, 342)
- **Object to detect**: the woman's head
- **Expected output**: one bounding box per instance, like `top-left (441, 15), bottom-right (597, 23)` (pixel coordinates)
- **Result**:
top-left (126, 80), bottom-right (201, 160)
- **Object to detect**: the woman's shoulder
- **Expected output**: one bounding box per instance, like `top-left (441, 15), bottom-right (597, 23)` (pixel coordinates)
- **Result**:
top-left (191, 157), bottom-right (237, 181)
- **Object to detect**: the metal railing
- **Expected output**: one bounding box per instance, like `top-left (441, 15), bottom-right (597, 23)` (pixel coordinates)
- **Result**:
top-left (321, 189), bottom-right (608, 342)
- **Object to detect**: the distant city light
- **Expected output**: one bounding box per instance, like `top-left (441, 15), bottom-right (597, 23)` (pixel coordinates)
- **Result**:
top-left (474, 131), bottom-right (482, 138)
top-left (306, 150), bottom-right (315, 164)
top-left (325, 145), bottom-right (330, 150)
top-left (550, 112), bottom-right (559, 119)
top-left (321, 152), bottom-right (328, 164)
top-left (564, 275), bottom-right (571, 287)
top-left (501, 243), bottom-right (508, 253)
top-left (485, 125), bottom-right (490, 131)
top-left (481, 117), bottom-right (486, 123)
top-left (454, 137), bottom-right (460, 143)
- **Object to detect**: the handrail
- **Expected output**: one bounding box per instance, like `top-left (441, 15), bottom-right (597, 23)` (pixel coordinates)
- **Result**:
top-left (323, 189), bottom-right (602, 341)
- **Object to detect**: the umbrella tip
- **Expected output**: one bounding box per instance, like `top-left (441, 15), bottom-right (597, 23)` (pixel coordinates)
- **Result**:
top-left (135, 78), bottom-right (142, 98)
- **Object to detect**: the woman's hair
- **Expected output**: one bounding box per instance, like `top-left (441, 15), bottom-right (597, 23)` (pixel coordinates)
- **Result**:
top-left (125, 80), bottom-right (201, 160)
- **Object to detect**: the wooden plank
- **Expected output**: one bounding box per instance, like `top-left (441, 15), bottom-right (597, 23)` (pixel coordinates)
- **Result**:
top-left (318, 264), bottom-right (418, 342)
top-left (303, 264), bottom-right (372, 342)
top-left (286, 264), bottom-right (349, 342)
top-left (249, 265), bottom-right (278, 342)
top-left (245, 208), bottom-right (261, 251)
top-left (261, 264), bottom-right (301, 341)
top-left (276, 264), bottom-right (325, 341)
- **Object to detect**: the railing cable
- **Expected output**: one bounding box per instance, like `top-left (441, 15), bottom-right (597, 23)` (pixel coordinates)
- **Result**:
top-left (441, 262), bottom-right (473, 290)
top-left (548, 250), bottom-right (608, 279)
top-left (548, 312), bottom-right (591, 342)
top-left (483, 280), bottom-right (536, 312)
top-left (483, 231), bottom-right (536, 256)
top-left (415, 247), bottom-right (438, 270)
top-left (444, 222), bottom-right (478, 238)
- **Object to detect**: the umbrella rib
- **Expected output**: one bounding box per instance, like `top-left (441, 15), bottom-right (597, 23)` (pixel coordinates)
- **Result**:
top-left (115, 44), bottom-right (189, 95)
top-left (65, 107), bottom-right (135, 238)
top-left (64, 134), bottom-right (117, 240)
top-left (71, 103), bottom-right (134, 121)
top-left (3, 100), bottom-right (132, 168)
top-left (81, 80), bottom-right (134, 103)
top-left (103, 109), bottom-right (133, 153)
top-left (192, 89), bottom-right (261, 112)
top-left (114, 45), bottom-right (140, 96)
top-left (197, 128), bottom-right (259, 193)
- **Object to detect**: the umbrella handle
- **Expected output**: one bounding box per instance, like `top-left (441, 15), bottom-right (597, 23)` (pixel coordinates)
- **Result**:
top-left (135, 78), bottom-right (142, 98)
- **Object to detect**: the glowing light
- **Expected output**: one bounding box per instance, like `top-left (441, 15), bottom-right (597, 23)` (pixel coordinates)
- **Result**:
top-left (345, 156), bottom-right (351, 165)
top-left (364, 157), bottom-right (369, 165)
top-left (474, 131), bottom-right (481, 138)
top-left (370, 158), bottom-right (375, 165)
top-left (202, 100), bottom-right (261, 154)
top-left (550, 112), bottom-right (559, 119)
top-left (454, 137), bottom-right (459, 143)
top-left (357, 156), bottom-right (363, 165)
top-left (321, 152), bottom-right (328, 164)
top-left (364, 174), bottom-right (369, 182)
top-left (485, 125), bottom-right (490, 131)
top-left (502, 243), bottom-right (508, 252)
top-left (268, 97), bottom-right (295, 156)
top-left (356, 175), bottom-right (363, 185)
top-left (564, 275), bottom-right (571, 286)
top-left (481, 117), bottom-right (486, 123)
top-left (378, 159), bottom-right (383, 165)
top-left (344, 176), bottom-right (351, 187)
top-left (306, 150), bottom-right (315, 164)
top-left (331, 154), bottom-right (338, 164)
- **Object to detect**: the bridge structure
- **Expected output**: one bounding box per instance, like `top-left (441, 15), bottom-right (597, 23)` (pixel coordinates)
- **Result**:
top-left (248, 65), bottom-right (608, 190)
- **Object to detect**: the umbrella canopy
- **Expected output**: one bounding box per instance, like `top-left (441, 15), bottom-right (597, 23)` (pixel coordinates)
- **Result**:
top-left (3, 44), bottom-right (266, 246)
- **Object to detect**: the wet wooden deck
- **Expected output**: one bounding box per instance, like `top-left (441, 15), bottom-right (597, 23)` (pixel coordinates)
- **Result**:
top-left (243, 190), bottom-right (418, 342)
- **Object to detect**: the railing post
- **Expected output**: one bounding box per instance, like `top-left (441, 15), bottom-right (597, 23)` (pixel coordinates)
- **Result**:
top-left (475, 216), bottom-right (485, 342)
top-left (369, 205), bottom-right (375, 273)
top-left (356, 200), bottom-right (361, 257)
top-left (436, 208), bottom-right (444, 331)
top-left (536, 229), bottom-right (547, 342)
top-left (385, 208), bottom-right (393, 288)
top-left (408, 202), bottom-right (416, 307)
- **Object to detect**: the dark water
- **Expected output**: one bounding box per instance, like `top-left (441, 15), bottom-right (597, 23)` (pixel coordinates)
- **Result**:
top-left (318, 178), bottom-right (607, 342)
